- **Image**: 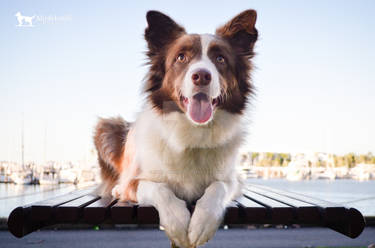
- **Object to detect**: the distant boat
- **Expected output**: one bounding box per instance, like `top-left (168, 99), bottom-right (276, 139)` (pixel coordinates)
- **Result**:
top-left (0, 172), bottom-right (13, 183)
top-left (11, 171), bottom-right (33, 185)
top-left (350, 164), bottom-right (373, 181)
top-left (39, 169), bottom-right (59, 185)
top-left (59, 168), bottom-right (78, 184)
top-left (78, 169), bottom-right (96, 183)
top-left (286, 155), bottom-right (311, 181)
top-left (10, 116), bottom-right (32, 185)
top-left (314, 169), bottom-right (337, 180)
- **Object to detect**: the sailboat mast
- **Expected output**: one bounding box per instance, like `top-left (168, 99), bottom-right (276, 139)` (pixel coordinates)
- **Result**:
top-left (21, 116), bottom-right (24, 168)
top-left (44, 123), bottom-right (47, 163)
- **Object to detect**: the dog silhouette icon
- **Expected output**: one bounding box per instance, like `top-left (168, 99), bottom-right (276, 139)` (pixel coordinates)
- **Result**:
top-left (15, 12), bottom-right (35, 27)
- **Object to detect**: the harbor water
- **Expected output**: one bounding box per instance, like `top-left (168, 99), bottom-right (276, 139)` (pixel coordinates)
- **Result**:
top-left (1, 179), bottom-right (375, 218)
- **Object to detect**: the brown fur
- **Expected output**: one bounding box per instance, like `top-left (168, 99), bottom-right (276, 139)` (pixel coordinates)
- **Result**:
top-left (216, 9), bottom-right (258, 55)
top-left (124, 178), bottom-right (140, 202)
top-left (215, 10), bottom-right (258, 114)
top-left (144, 11), bottom-right (186, 94)
top-left (94, 117), bottom-right (130, 194)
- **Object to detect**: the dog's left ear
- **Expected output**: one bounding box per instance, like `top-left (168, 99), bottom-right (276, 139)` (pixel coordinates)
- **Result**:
top-left (145, 11), bottom-right (186, 53)
top-left (216, 10), bottom-right (258, 56)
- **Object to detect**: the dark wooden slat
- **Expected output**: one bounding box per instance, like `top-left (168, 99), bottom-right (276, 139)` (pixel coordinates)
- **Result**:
top-left (244, 190), bottom-right (288, 208)
top-left (8, 188), bottom-right (97, 238)
top-left (248, 186), bottom-right (314, 207)
top-left (84, 197), bottom-right (117, 224)
top-left (7, 207), bottom-right (46, 238)
top-left (224, 202), bottom-right (239, 224)
top-left (248, 184), bottom-right (339, 207)
top-left (326, 208), bottom-right (366, 239)
top-left (235, 196), bottom-right (267, 223)
top-left (31, 195), bottom-right (84, 222)
top-left (110, 201), bottom-right (136, 224)
top-left (248, 184), bottom-right (366, 238)
top-left (56, 195), bottom-right (100, 222)
top-left (248, 184), bottom-right (347, 222)
top-left (244, 189), bottom-right (295, 223)
top-left (137, 205), bottom-right (159, 224)
top-left (30, 188), bottom-right (96, 222)
top-left (247, 186), bottom-right (321, 224)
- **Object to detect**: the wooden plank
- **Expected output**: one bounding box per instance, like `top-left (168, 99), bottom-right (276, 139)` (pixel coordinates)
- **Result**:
top-left (7, 184), bottom-right (366, 240)
top-left (326, 208), bottom-right (365, 239)
top-left (244, 189), bottom-right (295, 223)
top-left (31, 195), bottom-right (84, 222)
top-left (224, 202), bottom-right (239, 224)
top-left (137, 205), bottom-right (159, 224)
top-left (248, 184), bottom-right (346, 222)
top-left (30, 188), bottom-right (96, 222)
top-left (84, 197), bottom-right (117, 224)
top-left (8, 188), bottom-right (97, 238)
top-left (247, 184), bottom-right (366, 238)
top-left (247, 186), bottom-right (321, 224)
top-left (56, 195), bottom-right (100, 222)
top-left (235, 196), bottom-right (267, 223)
top-left (248, 184), bottom-right (338, 207)
top-left (7, 206), bottom-right (47, 238)
top-left (111, 201), bottom-right (136, 224)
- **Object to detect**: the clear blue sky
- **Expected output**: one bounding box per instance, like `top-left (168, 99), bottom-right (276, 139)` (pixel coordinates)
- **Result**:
top-left (1, 0), bottom-right (374, 163)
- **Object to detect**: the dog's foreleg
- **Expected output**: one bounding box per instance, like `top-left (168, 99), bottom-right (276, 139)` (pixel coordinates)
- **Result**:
top-left (188, 180), bottom-right (239, 247)
top-left (137, 180), bottom-right (191, 248)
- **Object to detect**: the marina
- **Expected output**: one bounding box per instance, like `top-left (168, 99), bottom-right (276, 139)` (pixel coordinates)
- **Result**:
top-left (1, 152), bottom-right (374, 219)
top-left (239, 152), bottom-right (375, 181)
top-left (0, 161), bottom-right (100, 185)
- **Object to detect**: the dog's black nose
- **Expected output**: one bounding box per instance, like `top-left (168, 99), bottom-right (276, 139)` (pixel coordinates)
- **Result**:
top-left (192, 69), bottom-right (211, 86)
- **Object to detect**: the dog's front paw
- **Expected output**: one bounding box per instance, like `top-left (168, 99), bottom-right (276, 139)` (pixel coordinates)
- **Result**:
top-left (158, 196), bottom-right (191, 248)
top-left (188, 204), bottom-right (224, 247)
top-left (111, 184), bottom-right (121, 199)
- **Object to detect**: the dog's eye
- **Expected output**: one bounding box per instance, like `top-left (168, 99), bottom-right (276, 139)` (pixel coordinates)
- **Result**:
top-left (216, 55), bottom-right (225, 64)
top-left (177, 53), bottom-right (187, 63)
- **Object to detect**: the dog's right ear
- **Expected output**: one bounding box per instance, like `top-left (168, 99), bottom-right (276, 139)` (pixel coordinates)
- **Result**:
top-left (145, 11), bottom-right (186, 53)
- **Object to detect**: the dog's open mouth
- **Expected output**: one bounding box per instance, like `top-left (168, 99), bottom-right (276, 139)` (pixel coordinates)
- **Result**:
top-left (181, 93), bottom-right (218, 124)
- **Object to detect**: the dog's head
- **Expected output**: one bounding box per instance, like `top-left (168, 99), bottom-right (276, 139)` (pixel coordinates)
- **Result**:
top-left (15, 12), bottom-right (21, 17)
top-left (144, 10), bottom-right (258, 125)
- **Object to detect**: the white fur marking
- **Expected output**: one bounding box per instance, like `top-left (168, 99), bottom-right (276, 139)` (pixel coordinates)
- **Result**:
top-left (181, 34), bottom-right (220, 99)
top-left (137, 181), bottom-right (191, 247)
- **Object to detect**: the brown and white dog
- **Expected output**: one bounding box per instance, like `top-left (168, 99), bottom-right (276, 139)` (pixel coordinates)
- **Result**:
top-left (94, 9), bottom-right (258, 248)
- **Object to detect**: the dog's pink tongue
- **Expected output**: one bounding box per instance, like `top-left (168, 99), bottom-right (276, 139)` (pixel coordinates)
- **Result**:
top-left (188, 93), bottom-right (213, 124)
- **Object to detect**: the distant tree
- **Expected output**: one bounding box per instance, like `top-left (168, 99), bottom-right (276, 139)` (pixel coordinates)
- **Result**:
top-left (358, 154), bottom-right (366, 164)
top-left (280, 153), bottom-right (290, 162)
top-left (321, 160), bottom-right (327, 167)
top-left (333, 155), bottom-right (338, 167)
top-left (266, 152), bottom-right (274, 160)
top-left (345, 153), bottom-right (356, 168)
top-left (251, 152), bottom-right (259, 164)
